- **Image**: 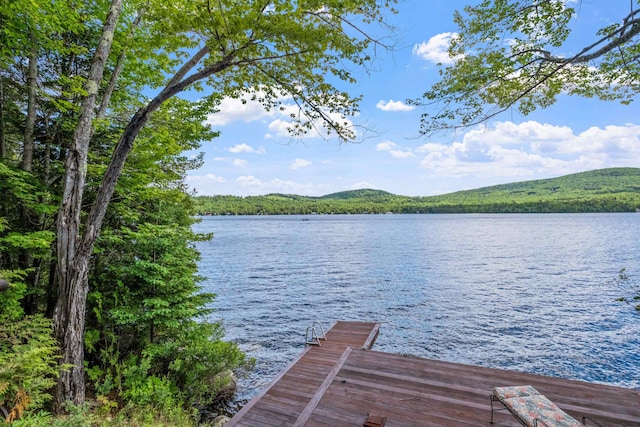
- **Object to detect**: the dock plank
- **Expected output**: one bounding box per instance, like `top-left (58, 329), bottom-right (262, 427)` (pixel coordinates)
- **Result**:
top-left (227, 321), bottom-right (380, 427)
top-left (227, 321), bottom-right (640, 426)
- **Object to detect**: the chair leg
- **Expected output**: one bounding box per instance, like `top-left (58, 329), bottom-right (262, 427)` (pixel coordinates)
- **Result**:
top-left (582, 416), bottom-right (604, 427)
top-left (490, 395), bottom-right (495, 424)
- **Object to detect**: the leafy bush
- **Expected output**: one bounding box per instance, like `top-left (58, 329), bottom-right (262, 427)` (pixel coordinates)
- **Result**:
top-left (155, 321), bottom-right (253, 409)
top-left (85, 182), bottom-right (253, 416)
top-left (86, 320), bottom-right (252, 417)
top-left (0, 315), bottom-right (61, 421)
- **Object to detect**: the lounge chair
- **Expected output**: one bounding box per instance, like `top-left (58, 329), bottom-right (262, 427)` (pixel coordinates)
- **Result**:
top-left (490, 385), bottom-right (603, 427)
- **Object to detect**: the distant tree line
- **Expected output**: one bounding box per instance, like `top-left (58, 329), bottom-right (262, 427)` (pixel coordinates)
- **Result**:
top-left (194, 168), bottom-right (640, 216)
top-left (194, 194), bottom-right (640, 216)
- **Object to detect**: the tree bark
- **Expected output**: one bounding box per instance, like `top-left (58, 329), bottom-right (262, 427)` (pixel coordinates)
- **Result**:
top-left (53, 7), bottom-right (231, 411)
top-left (19, 39), bottom-right (39, 314)
top-left (52, 0), bottom-right (122, 412)
top-left (0, 74), bottom-right (5, 161)
top-left (97, 11), bottom-right (142, 120)
top-left (22, 36), bottom-right (37, 172)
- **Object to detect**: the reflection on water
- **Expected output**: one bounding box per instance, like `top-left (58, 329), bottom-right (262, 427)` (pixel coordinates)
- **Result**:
top-left (193, 213), bottom-right (640, 400)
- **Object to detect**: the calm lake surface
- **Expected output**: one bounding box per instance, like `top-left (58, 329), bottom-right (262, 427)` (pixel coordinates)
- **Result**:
top-left (193, 214), bottom-right (640, 400)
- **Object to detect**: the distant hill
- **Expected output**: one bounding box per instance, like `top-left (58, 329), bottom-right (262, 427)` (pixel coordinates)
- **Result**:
top-left (193, 167), bottom-right (640, 215)
top-left (426, 167), bottom-right (640, 202)
top-left (319, 189), bottom-right (393, 200)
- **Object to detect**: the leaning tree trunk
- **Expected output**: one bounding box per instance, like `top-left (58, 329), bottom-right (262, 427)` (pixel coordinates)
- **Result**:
top-left (52, 0), bottom-right (122, 412)
top-left (53, 5), bottom-right (230, 409)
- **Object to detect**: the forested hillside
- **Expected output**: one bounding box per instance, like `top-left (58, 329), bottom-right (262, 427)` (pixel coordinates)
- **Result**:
top-left (194, 168), bottom-right (640, 215)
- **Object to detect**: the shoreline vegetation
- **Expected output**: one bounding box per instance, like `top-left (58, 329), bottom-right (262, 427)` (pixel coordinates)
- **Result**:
top-left (194, 167), bottom-right (640, 216)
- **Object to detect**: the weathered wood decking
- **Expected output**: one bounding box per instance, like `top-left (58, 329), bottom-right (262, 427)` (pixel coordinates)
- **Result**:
top-left (228, 321), bottom-right (640, 426)
top-left (227, 321), bottom-right (381, 427)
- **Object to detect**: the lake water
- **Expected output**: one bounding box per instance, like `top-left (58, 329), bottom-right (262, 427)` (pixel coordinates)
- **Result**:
top-left (193, 213), bottom-right (640, 401)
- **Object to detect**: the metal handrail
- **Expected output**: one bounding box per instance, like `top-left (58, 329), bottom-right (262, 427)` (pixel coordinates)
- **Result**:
top-left (305, 326), bottom-right (321, 346)
top-left (305, 321), bottom-right (327, 346)
top-left (310, 321), bottom-right (326, 340)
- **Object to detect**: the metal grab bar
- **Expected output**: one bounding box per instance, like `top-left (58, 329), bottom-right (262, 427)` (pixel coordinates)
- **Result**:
top-left (305, 321), bottom-right (327, 346)
top-left (305, 326), bottom-right (321, 346)
top-left (311, 321), bottom-right (326, 340)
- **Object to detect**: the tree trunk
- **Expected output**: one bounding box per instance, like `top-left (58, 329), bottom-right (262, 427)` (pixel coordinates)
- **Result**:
top-left (22, 37), bottom-right (37, 172)
top-left (18, 40), bottom-right (39, 314)
top-left (97, 11), bottom-right (142, 120)
top-left (53, 7), bottom-right (229, 411)
top-left (52, 0), bottom-right (122, 412)
top-left (0, 74), bottom-right (5, 161)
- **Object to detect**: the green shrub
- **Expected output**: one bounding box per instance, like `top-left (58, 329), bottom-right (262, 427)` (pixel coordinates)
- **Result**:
top-left (159, 321), bottom-right (253, 409)
top-left (0, 315), bottom-right (61, 421)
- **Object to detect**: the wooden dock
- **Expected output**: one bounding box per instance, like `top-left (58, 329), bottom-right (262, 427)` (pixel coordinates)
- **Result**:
top-left (228, 322), bottom-right (640, 426)
top-left (227, 321), bottom-right (381, 427)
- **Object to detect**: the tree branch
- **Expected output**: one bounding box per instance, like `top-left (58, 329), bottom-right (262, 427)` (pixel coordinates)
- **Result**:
top-left (535, 12), bottom-right (640, 64)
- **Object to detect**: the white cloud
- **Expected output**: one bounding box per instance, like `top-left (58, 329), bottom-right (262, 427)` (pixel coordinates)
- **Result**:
top-left (206, 97), bottom-right (274, 127)
top-left (186, 174), bottom-right (225, 183)
top-left (205, 88), bottom-right (357, 142)
top-left (413, 32), bottom-right (460, 65)
top-left (374, 121), bottom-right (640, 179)
top-left (376, 100), bottom-right (415, 112)
top-left (561, 124), bottom-right (640, 156)
top-left (376, 141), bottom-right (396, 151)
top-left (351, 181), bottom-right (378, 190)
top-left (236, 175), bottom-right (315, 194)
top-left (465, 121), bottom-right (575, 146)
top-left (267, 119), bottom-right (294, 138)
top-left (185, 174), bottom-right (226, 194)
top-left (267, 111), bottom-right (356, 140)
top-left (390, 150), bottom-right (415, 159)
top-left (290, 158), bottom-right (312, 170)
top-left (376, 140), bottom-right (415, 159)
top-left (416, 121), bottom-right (640, 179)
top-left (233, 159), bottom-right (248, 167)
top-left (228, 143), bottom-right (266, 154)
top-left (236, 175), bottom-right (262, 186)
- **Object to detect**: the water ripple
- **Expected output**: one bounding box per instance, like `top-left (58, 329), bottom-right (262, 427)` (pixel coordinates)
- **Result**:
top-left (194, 214), bottom-right (640, 400)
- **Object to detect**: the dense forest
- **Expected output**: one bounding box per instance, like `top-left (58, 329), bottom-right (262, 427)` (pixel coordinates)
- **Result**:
top-left (0, 0), bottom-right (397, 424)
top-left (194, 168), bottom-right (640, 215)
top-left (2, 0), bottom-right (639, 424)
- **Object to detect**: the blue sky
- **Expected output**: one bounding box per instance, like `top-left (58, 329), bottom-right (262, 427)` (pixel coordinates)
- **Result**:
top-left (186, 0), bottom-right (639, 197)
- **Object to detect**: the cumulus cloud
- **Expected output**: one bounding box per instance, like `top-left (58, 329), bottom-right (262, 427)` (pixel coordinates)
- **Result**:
top-left (290, 158), bottom-right (311, 170)
top-left (561, 124), bottom-right (640, 156)
top-left (376, 140), bottom-right (415, 159)
top-left (373, 121), bottom-right (640, 179)
top-left (376, 141), bottom-right (395, 151)
top-left (351, 181), bottom-right (378, 190)
top-left (236, 175), bottom-right (315, 195)
top-left (413, 32), bottom-right (460, 65)
top-left (376, 100), bottom-right (415, 112)
top-left (185, 174), bottom-right (226, 194)
top-left (186, 173), bottom-right (225, 183)
top-left (206, 97), bottom-right (274, 127)
top-left (228, 143), bottom-right (266, 154)
top-left (233, 159), bottom-right (248, 167)
top-left (267, 110), bottom-right (356, 140)
top-left (205, 88), bottom-right (357, 142)
top-left (416, 121), bottom-right (640, 179)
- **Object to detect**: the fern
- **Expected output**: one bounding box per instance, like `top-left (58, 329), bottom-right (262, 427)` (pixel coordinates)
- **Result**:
top-left (0, 315), bottom-right (62, 418)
